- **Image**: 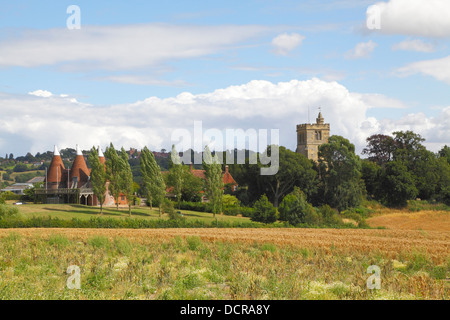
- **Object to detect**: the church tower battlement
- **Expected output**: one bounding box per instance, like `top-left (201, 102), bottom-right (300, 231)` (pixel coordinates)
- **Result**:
top-left (296, 111), bottom-right (330, 162)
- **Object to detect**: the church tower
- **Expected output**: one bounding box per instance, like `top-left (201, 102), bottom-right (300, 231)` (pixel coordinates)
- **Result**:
top-left (296, 111), bottom-right (330, 161)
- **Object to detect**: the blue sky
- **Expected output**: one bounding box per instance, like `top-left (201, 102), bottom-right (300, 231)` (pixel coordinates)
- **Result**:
top-left (0, 0), bottom-right (449, 157)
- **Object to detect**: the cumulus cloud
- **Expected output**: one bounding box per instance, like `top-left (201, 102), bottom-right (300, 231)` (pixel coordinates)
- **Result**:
top-left (397, 55), bottom-right (450, 85)
top-left (0, 24), bottom-right (268, 70)
top-left (28, 90), bottom-right (53, 98)
top-left (345, 40), bottom-right (377, 59)
top-left (392, 39), bottom-right (435, 52)
top-left (271, 33), bottom-right (305, 55)
top-left (0, 79), bottom-right (447, 157)
top-left (368, 0), bottom-right (450, 37)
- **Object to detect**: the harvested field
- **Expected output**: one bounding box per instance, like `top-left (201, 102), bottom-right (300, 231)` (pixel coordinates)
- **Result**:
top-left (1, 227), bottom-right (449, 263)
top-left (367, 210), bottom-right (450, 232)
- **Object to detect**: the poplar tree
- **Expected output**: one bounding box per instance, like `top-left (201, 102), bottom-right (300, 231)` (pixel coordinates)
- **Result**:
top-left (140, 146), bottom-right (166, 216)
top-left (120, 147), bottom-right (134, 217)
top-left (169, 144), bottom-right (184, 209)
top-left (105, 143), bottom-right (123, 211)
top-left (203, 146), bottom-right (223, 218)
top-left (88, 146), bottom-right (107, 214)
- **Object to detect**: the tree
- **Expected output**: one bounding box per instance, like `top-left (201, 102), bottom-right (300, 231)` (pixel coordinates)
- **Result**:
top-left (278, 187), bottom-right (317, 225)
top-left (120, 147), bottom-right (134, 217)
top-left (168, 145), bottom-right (184, 209)
top-left (438, 145), bottom-right (450, 164)
top-left (436, 157), bottom-right (450, 205)
top-left (361, 159), bottom-right (382, 200)
top-left (392, 130), bottom-right (426, 166)
top-left (380, 161), bottom-right (418, 207)
top-left (318, 135), bottom-right (364, 212)
top-left (362, 134), bottom-right (397, 166)
top-left (180, 167), bottom-right (203, 202)
top-left (88, 146), bottom-right (107, 214)
top-left (203, 146), bottom-right (224, 218)
top-left (104, 143), bottom-right (123, 211)
top-left (140, 146), bottom-right (166, 216)
top-left (13, 163), bottom-right (28, 172)
top-left (260, 146), bottom-right (317, 207)
top-left (251, 194), bottom-right (277, 224)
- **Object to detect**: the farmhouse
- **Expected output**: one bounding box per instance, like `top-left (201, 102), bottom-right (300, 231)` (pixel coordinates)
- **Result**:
top-left (164, 163), bottom-right (238, 202)
top-left (189, 163), bottom-right (238, 192)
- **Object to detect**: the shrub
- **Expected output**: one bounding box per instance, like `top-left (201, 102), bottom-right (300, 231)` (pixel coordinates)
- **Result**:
top-left (222, 205), bottom-right (254, 217)
top-left (318, 205), bottom-right (342, 225)
top-left (0, 204), bottom-right (19, 220)
top-left (251, 195), bottom-right (277, 224)
top-left (1, 191), bottom-right (21, 201)
top-left (163, 199), bottom-right (184, 221)
top-left (179, 201), bottom-right (207, 212)
top-left (278, 187), bottom-right (316, 226)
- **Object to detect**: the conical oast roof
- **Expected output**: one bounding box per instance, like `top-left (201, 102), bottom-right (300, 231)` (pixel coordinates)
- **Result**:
top-left (47, 145), bottom-right (65, 183)
top-left (98, 146), bottom-right (106, 165)
top-left (70, 145), bottom-right (90, 187)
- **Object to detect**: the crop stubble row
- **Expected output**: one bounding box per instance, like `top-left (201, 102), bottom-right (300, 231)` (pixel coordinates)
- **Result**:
top-left (0, 228), bottom-right (448, 261)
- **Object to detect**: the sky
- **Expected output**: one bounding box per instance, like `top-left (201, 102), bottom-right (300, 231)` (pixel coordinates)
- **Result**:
top-left (0, 0), bottom-right (449, 158)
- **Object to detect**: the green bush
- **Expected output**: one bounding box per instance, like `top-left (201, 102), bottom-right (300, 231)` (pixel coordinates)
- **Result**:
top-left (251, 194), bottom-right (278, 224)
top-left (318, 205), bottom-right (342, 225)
top-left (222, 205), bottom-right (254, 217)
top-left (0, 204), bottom-right (19, 219)
top-left (179, 201), bottom-right (207, 212)
top-left (0, 191), bottom-right (21, 201)
top-left (278, 187), bottom-right (316, 226)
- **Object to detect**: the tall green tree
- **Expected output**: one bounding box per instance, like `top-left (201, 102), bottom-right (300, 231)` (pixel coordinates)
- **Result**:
top-left (120, 147), bottom-right (134, 216)
top-left (436, 157), bottom-right (450, 205)
top-left (104, 143), bottom-right (123, 211)
top-left (362, 134), bottom-right (397, 166)
top-left (169, 144), bottom-right (184, 209)
top-left (260, 146), bottom-right (317, 207)
top-left (361, 159), bottom-right (382, 200)
top-left (318, 135), bottom-right (364, 212)
top-left (380, 161), bottom-right (418, 207)
top-left (140, 146), bottom-right (166, 216)
top-left (88, 146), bottom-right (107, 214)
top-left (166, 166), bottom-right (204, 202)
top-left (203, 146), bottom-right (224, 218)
top-left (438, 145), bottom-right (450, 164)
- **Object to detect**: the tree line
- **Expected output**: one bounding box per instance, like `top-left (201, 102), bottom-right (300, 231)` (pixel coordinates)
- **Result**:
top-left (84, 130), bottom-right (449, 224)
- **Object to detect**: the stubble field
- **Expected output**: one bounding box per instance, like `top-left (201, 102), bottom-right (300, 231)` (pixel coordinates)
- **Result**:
top-left (0, 226), bottom-right (448, 300)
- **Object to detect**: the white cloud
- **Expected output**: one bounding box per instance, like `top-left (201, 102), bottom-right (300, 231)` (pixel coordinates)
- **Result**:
top-left (397, 55), bottom-right (450, 84)
top-left (369, 0), bottom-right (450, 37)
top-left (392, 39), bottom-right (435, 52)
top-left (0, 79), bottom-right (448, 156)
top-left (345, 40), bottom-right (377, 59)
top-left (0, 24), bottom-right (269, 70)
top-left (357, 93), bottom-right (407, 109)
top-left (271, 33), bottom-right (305, 55)
top-left (28, 90), bottom-right (53, 98)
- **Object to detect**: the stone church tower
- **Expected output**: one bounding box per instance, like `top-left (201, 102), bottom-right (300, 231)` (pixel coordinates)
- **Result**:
top-left (296, 111), bottom-right (330, 161)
